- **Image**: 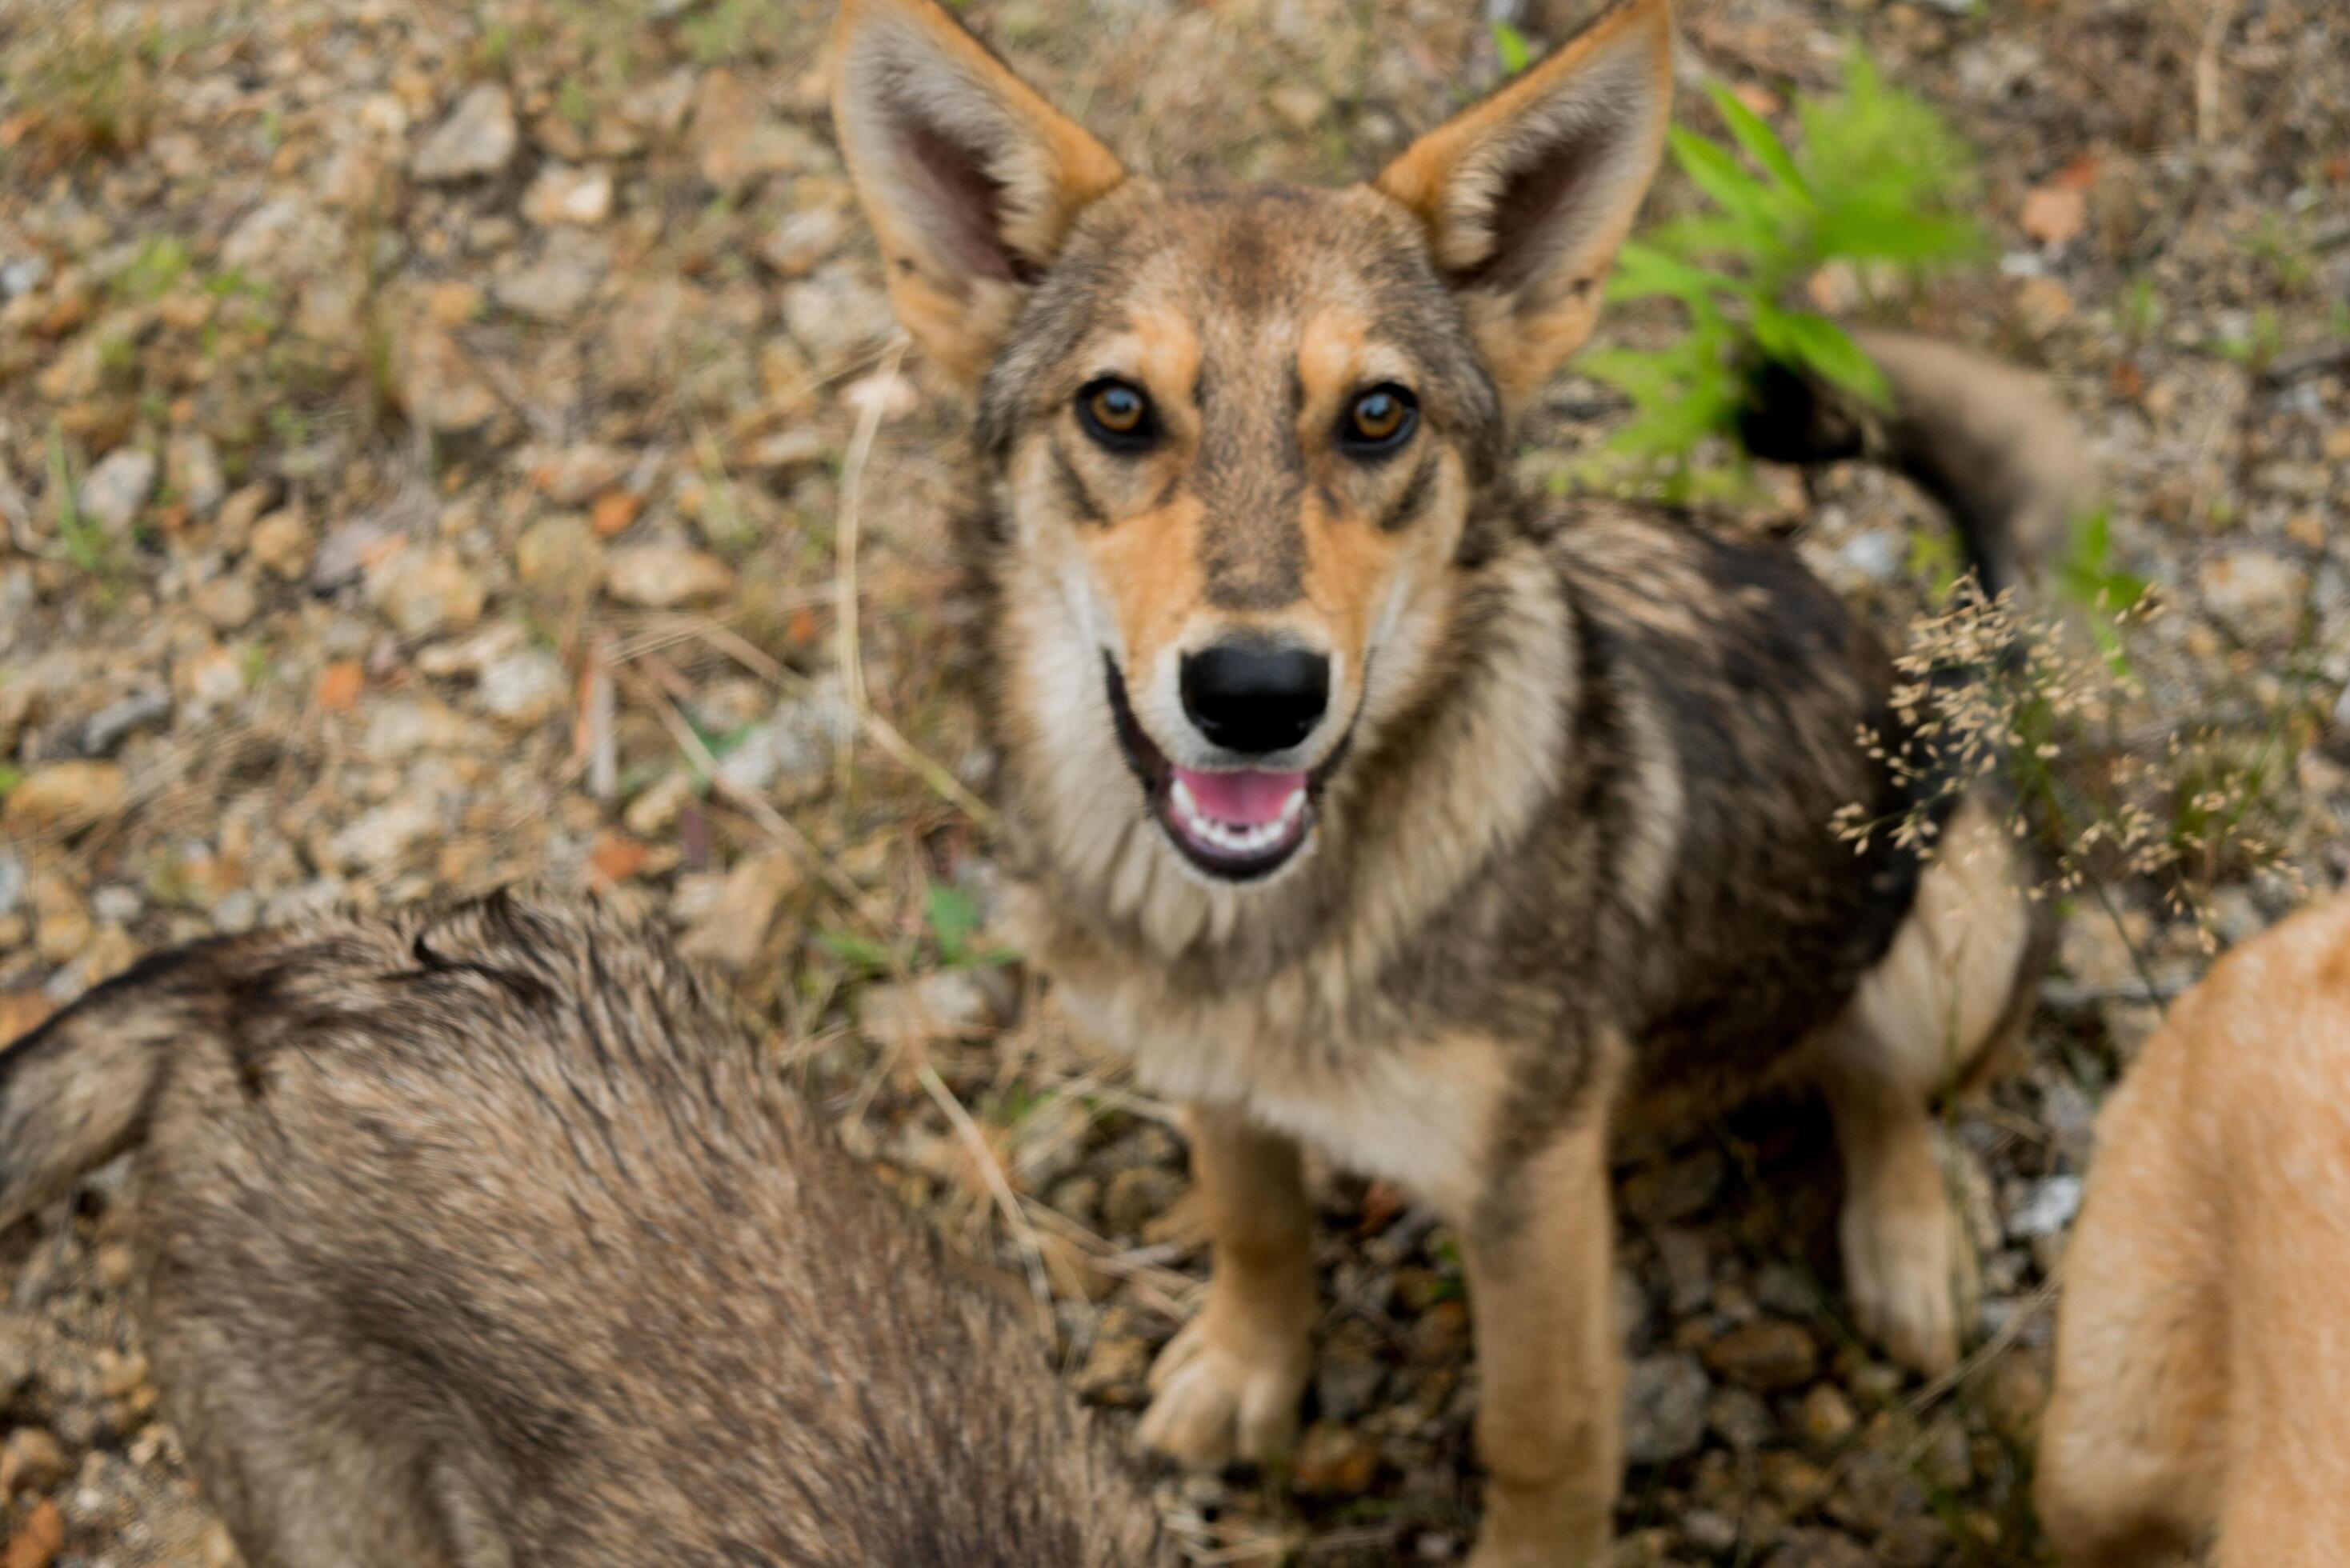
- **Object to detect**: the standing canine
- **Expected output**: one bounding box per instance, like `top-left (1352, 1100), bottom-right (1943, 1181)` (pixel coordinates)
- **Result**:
top-left (0, 892), bottom-right (1168, 1568)
top-left (830, 1), bottom-right (2076, 1559)
top-left (2037, 890), bottom-right (2350, 1568)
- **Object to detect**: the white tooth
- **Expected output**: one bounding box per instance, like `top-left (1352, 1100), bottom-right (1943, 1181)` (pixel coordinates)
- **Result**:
top-left (1279, 789), bottom-right (1306, 824)
top-left (1171, 778), bottom-right (1200, 822)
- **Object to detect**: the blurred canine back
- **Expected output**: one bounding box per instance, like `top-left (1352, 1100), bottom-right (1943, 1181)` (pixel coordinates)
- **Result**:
top-left (0, 891), bottom-right (1167, 1568)
top-left (2037, 891), bottom-right (2350, 1568)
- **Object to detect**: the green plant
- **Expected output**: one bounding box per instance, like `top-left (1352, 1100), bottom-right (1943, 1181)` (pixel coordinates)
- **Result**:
top-left (1579, 50), bottom-right (1988, 497)
top-left (46, 428), bottom-right (111, 578)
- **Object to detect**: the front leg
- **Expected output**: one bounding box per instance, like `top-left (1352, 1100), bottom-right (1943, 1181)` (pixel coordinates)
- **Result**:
top-left (1462, 1103), bottom-right (1622, 1568)
top-left (1137, 1102), bottom-right (1316, 1470)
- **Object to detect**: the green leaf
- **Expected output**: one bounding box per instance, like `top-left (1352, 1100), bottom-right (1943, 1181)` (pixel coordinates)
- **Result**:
top-left (1778, 310), bottom-right (1890, 404)
top-left (1605, 242), bottom-right (1740, 306)
top-left (926, 882), bottom-right (983, 966)
top-left (1491, 19), bottom-right (1531, 74)
top-left (1667, 126), bottom-right (1778, 229)
top-left (1704, 83), bottom-right (1809, 198)
top-left (817, 929), bottom-right (897, 974)
top-left (0, 764), bottom-right (21, 799)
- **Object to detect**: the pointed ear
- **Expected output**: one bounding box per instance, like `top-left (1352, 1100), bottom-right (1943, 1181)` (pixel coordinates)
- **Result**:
top-left (1375, 0), bottom-right (1673, 408)
top-left (831, 0), bottom-right (1127, 385)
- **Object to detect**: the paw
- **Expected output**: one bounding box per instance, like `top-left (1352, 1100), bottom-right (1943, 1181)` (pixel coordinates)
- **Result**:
top-left (1840, 1181), bottom-right (1975, 1378)
top-left (1135, 1311), bottom-right (1310, 1471)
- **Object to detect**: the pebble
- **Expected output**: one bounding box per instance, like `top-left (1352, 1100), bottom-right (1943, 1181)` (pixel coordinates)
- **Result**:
top-left (476, 648), bottom-right (569, 729)
top-left (326, 797), bottom-right (438, 873)
top-left (494, 229), bottom-right (610, 321)
top-left (77, 448), bottom-right (158, 534)
top-left (676, 853), bottom-right (800, 974)
top-left (1623, 1353), bottom-right (1711, 1466)
top-left (516, 514), bottom-right (607, 608)
top-left (367, 546), bottom-right (486, 639)
top-left (1291, 1419), bottom-right (1379, 1496)
top-left (193, 574), bottom-right (260, 632)
top-left (79, 689), bottom-right (172, 755)
top-left (4, 762), bottom-right (130, 836)
top-left (412, 84), bottom-right (518, 182)
top-left (2197, 550), bottom-right (2304, 648)
top-left (248, 508), bottom-right (317, 580)
top-left (165, 432), bottom-right (226, 519)
top-left (2006, 1174), bottom-right (2085, 1240)
top-left (603, 544), bottom-right (736, 609)
top-left (1796, 1383), bottom-right (1858, 1449)
top-left (521, 164), bottom-right (614, 226)
top-left (1706, 1320), bottom-right (1821, 1392)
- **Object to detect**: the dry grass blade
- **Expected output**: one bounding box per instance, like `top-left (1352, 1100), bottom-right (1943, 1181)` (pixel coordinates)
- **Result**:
top-left (914, 1059), bottom-right (1059, 1334)
top-left (834, 337), bottom-right (907, 718)
top-left (613, 659), bottom-right (894, 934)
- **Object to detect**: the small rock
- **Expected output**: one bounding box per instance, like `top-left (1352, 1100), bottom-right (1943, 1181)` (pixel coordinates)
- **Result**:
top-left (166, 431), bottom-right (226, 518)
top-left (193, 573), bottom-right (261, 632)
top-left (857, 968), bottom-right (996, 1046)
top-left (1291, 1419), bottom-right (1379, 1496)
top-left (692, 70), bottom-right (827, 193)
top-left (1266, 82), bottom-right (1329, 131)
top-left (604, 543), bottom-right (735, 608)
top-left (477, 649), bottom-right (569, 729)
top-left (516, 514), bottom-right (607, 609)
top-left (78, 447), bottom-right (158, 534)
top-left (0, 1430), bottom-right (66, 1496)
top-left (2006, 1174), bottom-right (2085, 1240)
top-left (757, 207), bottom-right (848, 278)
top-left (398, 326), bottom-right (498, 433)
top-left (4, 761), bottom-right (129, 837)
top-left (677, 853), bottom-right (800, 974)
top-left (1704, 1320), bottom-right (1820, 1392)
top-left (1623, 1354), bottom-right (1711, 1466)
top-left (367, 546), bottom-right (486, 638)
top-left (326, 797), bottom-right (438, 873)
top-left (780, 266), bottom-right (898, 369)
top-left (522, 164), bottom-right (614, 226)
top-left (249, 508), bottom-right (317, 580)
top-left (529, 443), bottom-right (634, 505)
top-left (1621, 1147), bottom-right (1725, 1226)
top-left (1796, 1383), bottom-right (1858, 1449)
top-left (2198, 550), bottom-right (2304, 648)
top-left (413, 84), bottom-right (518, 182)
top-left (494, 229), bottom-right (610, 322)
top-left (79, 688), bottom-right (171, 755)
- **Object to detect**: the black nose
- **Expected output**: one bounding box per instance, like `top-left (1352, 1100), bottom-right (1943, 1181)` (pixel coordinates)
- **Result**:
top-left (1179, 642), bottom-right (1329, 756)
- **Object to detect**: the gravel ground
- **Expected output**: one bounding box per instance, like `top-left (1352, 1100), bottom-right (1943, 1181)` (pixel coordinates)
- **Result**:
top-left (2, 0), bottom-right (2346, 1562)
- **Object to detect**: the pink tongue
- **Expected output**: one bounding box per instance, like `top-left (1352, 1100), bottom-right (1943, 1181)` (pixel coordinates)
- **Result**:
top-left (1174, 766), bottom-right (1306, 827)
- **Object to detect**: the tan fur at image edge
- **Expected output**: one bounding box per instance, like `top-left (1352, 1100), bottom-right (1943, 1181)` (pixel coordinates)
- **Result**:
top-left (829, 0), bottom-right (2088, 1560)
top-left (0, 894), bottom-right (1170, 1567)
top-left (2039, 892), bottom-right (2350, 1568)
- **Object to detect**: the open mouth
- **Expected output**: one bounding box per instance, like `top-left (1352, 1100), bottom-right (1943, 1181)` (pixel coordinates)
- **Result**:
top-left (1103, 656), bottom-right (1326, 882)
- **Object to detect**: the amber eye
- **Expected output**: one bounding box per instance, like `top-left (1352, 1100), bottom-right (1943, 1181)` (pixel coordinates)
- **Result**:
top-left (1341, 384), bottom-right (1418, 454)
top-left (1076, 378), bottom-right (1155, 450)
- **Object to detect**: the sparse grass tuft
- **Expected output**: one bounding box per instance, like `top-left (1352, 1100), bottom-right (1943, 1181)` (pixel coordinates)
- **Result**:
top-left (1578, 49), bottom-right (1988, 499)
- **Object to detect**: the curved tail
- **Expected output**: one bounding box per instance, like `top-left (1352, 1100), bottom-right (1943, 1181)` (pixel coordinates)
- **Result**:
top-left (1737, 328), bottom-right (2100, 600)
top-left (0, 943), bottom-right (225, 1229)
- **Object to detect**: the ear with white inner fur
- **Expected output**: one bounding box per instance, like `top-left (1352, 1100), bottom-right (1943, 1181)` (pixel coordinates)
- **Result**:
top-left (831, 0), bottom-right (1127, 385)
top-left (1374, 0), bottom-right (1674, 409)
